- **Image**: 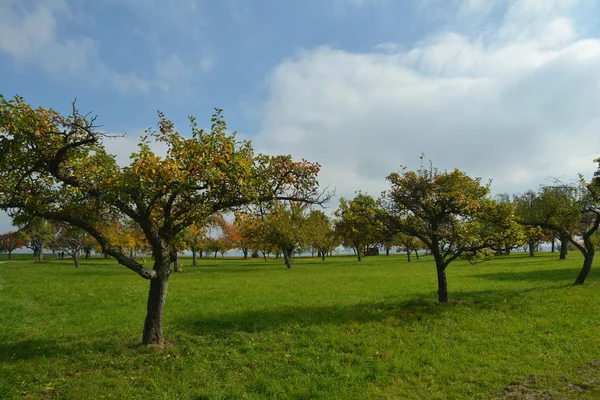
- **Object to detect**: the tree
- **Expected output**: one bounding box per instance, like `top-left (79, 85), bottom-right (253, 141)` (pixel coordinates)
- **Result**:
top-left (258, 201), bottom-right (310, 268)
top-left (0, 231), bottom-right (27, 260)
top-left (14, 216), bottom-right (55, 262)
top-left (515, 186), bottom-right (581, 260)
top-left (233, 212), bottom-right (254, 259)
top-left (395, 233), bottom-right (423, 262)
top-left (181, 223), bottom-right (206, 266)
top-left (305, 210), bottom-right (339, 261)
top-left (51, 223), bottom-right (90, 268)
top-left (0, 96), bottom-right (326, 345)
top-left (383, 163), bottom-right (521, 303)
top-left (334, 193), bottom-right (383, 262)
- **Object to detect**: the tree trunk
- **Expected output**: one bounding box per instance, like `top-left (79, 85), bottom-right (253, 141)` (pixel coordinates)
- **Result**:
top-left (172, 253), bottom-right (180, 273)
top-left (72, 253), bottom-right (80, 268)
top-left (528, 241), bottom-right (535, 257)
top-left (385, 247), bottom-right (390, 256)
top-left (436, 265), bottom-right (448, 303)
top-left (7, 250), bottom-right (11, 260)
top-left (559, 233), bottom-right (569, 260)
top-left (356, 245), bottom-right (362, 262)
top-left (142, 273), bottom-right (169, 345)
top-left (415, 250), bottom-right (419, 260)
top-left (551, 238), bottom-right (555, 253)
top-left (283, 248), bottom-right (293, 269)
top-left (321, 251), bottom-right (325, 261)
top-left (575, 251), bottom-right (594, 285)
top-left (242, 248), bottom-right (248, 260)
top-left (192, 251), bottom-right (197, 266)
top-left (37, 246), bottom-right (44, 263)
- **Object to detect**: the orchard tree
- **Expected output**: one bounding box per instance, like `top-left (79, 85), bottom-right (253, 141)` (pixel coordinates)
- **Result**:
top-left (233, 212), bottom-right (254, 259)
top-left (182, 223), bottom-right (206, 266)
top-left (259, 201), bottom-right (310, 268)
top-left (395, 233), bottom-right (423, 262)
top-left (515, 186), bottom-right (581, 260)
top-left (52, 223), bottom-right (89, 268)
top-left (383, 163), bottom-right (522, 303)
top-left (305, 209), bottom-right (339, 261)
top-left (0, 231), bottom-right (27, 260)
top-left (334, 193), bottom-right (383, 262)
top-left (0, 95), bottom-right (326, 345)
top-left (14, 216), bottom-right (55, 262)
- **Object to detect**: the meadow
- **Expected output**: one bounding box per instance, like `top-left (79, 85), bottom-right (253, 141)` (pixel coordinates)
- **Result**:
top-left (0, 252), bottom-right (599, 399)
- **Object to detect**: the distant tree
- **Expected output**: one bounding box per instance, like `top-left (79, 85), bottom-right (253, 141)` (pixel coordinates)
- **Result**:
top-left (334, 193), bottom-right (383, 262)
top-left (182, 224), bottom-right (206, 266)
top-left (383, 163), bottom-right (522, 303)
top-left (233, 212), bottom-right (254, 259)
top-left (14, 216), bottom-right (55, 262)
top-left (305, 209), bottom-right (339, 261)
top-left (259, 201), bottom-right (310, 268)
top-left (0, 96), bottom-right (326, 345)
top-left (52, 223), bottom-right (89, 268)
top-left (0, 231), bottom-right (28, 260)
top-left (395, 233), bottom-right (424, 262)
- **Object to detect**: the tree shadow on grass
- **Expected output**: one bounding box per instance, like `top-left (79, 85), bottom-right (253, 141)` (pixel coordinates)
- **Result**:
top-left (174, 283), bottom-right (569, 339)
top-left (0, 336), bottom-right (135, 362)
top-left (472, 267), bottom-right (597, 283)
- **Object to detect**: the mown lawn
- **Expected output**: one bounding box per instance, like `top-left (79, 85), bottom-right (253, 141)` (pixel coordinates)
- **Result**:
top-left (0, 252), bottom-right (599, 399)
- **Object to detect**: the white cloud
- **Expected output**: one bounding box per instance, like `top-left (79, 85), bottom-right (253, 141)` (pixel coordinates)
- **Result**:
top-left (0, 0), bottom-right (195, 94)
top-left (254, 0), bottom-right (600, 206)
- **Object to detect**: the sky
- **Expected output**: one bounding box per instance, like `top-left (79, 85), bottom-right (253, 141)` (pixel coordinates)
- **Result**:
top-left (2, 0), bottom-right (600, 232)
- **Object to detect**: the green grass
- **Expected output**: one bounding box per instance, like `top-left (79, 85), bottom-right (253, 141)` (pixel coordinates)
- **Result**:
top-left (1, 252), bottom-right (599, 399)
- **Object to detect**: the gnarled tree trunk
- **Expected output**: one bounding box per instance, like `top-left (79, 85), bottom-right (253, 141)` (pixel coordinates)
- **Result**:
top-left (575, 251), bottom-right (594, 285)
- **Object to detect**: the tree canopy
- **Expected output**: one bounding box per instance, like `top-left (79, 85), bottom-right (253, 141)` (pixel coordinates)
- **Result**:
top-left (383, 164), bottom-right (522, 302)
top-left (0, 95), bottom-right (327, 344)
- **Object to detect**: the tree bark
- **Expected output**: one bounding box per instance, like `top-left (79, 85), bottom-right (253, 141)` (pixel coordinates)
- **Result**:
top-left (321, 251), bottom-right (325, 261)
top-left (415, 250), bottom-right (419, 260)
top-left (142, 272), bottom-right (169, 345)
top-left (242, 248), bottom-right (248, 260)
top-left (436, 265), bottom-right (448, 303)
top-left (575, 251), bottom-right (594, 285)
top-left (192, 250), bottom-right (197, 266)
top-left (283, 248), bottom-right (293, 269)
top-left (7, 250), bottom-right (11, 260)
top-left (385, 247), bottom-right (390, 256)
top-left (528, 241), bottom-right (535, 257)
top-left (406, 248), bottom-right (411, 262)
top-left (356, 245), bottom-right (362, 262)
top-left (559, 232), bottom-right (569, 260)
top-left (72, 253), bottom-right (80, 268)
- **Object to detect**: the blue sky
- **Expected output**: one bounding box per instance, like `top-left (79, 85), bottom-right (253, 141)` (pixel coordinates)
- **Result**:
top-left (2, 0), bottom-right (600, 232)
top-left (1, 0), bottom-right (438, 133)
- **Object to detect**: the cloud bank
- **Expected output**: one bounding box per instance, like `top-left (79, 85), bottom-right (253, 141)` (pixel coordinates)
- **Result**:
top-left (255, 0), bottom-right (600, 204)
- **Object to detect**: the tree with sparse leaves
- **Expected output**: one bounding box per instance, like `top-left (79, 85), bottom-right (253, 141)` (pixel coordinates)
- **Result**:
top-left (0, 95), bottom-right (326, 345)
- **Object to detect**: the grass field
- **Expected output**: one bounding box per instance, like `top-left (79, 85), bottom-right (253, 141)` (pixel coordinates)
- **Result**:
top-left (1, 252), bottom-right (599, 399)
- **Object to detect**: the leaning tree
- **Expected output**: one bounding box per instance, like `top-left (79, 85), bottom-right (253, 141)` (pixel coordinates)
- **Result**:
top-left (0, 95), bottom-right (326, 345)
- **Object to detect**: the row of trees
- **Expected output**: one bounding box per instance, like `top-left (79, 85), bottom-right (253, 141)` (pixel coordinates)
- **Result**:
top-left (1, 95), bottom-right (599, 345)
